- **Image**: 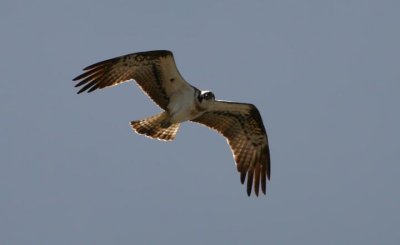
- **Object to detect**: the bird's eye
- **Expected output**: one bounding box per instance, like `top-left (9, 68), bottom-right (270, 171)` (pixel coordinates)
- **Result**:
top-left (204, 92), bottom-right (214, 100)
top-left (198, 91), bottom-right (214, 103)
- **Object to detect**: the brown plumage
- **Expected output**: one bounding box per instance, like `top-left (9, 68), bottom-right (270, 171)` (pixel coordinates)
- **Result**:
top-left (73, 50), bottom-right (271, 196)
top-left (130, 112), bottom-right (180, 141)
top-left (192, 102), bottom-right (270, 196)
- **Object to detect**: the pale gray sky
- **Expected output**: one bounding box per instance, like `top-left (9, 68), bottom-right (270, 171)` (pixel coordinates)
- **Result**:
top-left (1, 0), bottom-right (399, 244)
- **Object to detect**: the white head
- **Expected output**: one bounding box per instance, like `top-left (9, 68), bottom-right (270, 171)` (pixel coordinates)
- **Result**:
top-left (196, 90), bottom-right (215, 110)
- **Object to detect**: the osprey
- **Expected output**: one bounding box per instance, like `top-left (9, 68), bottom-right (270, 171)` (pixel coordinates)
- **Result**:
top-left (73, 50), bottom-right (270, 196)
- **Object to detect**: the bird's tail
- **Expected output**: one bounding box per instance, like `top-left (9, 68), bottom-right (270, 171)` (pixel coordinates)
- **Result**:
top-left (130, 112), bottom-right (180, 141)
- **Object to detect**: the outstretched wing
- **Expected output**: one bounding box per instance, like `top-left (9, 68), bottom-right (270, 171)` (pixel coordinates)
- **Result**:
top-left (192, 101), bottom-right (270, 196)
top-left (73, 50), bottom-right (191, 110)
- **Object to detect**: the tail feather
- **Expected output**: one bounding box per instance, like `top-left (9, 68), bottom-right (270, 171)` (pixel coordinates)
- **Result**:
top-left (130, 112), bottom-right (180, 141)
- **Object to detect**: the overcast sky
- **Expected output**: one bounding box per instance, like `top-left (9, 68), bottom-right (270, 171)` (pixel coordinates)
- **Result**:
top-left (1, 0), bottom-right (399, 244)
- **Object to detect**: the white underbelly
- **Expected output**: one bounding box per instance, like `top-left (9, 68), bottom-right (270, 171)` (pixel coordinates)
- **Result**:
top-left (168, 89), bottom-right (199, 123)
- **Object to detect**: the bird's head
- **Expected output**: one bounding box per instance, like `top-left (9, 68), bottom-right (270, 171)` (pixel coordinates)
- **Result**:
top-left (197, 90), bottom-right (215, 103)
top-left (197, 90), bottom-right (215, 109)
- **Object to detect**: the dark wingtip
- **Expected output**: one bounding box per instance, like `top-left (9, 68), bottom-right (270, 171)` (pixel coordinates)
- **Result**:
top-left (83, 61), bottom-right (105, 71)
top-left (254, 184), bottom-right (259, 196)
top-left (247, 173), bottom-right (253, 197)
top-left (77, 87), bottom-right (88, 94)
top-left (261, 163), bottom-right (267, 195)
top-left (247, 184), bottom-right (253, 196)
top-left (72, 74), bottom-right (83, 81)
top-left (240, 172), bottom-right (246, 184)
top-left (74, 80), bottom-right (87, 88)
top-left (87, 84), bottom-right (99, 93)
top-left (266, 147), bottom-right (271, 180)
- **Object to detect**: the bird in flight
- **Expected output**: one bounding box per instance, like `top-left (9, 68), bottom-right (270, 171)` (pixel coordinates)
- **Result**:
top-left (73, 50), bottom-right (270, 196)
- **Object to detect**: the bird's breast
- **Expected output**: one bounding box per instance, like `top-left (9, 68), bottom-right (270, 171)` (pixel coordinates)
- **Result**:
top-left (168, 87), bottom-right (200, 123)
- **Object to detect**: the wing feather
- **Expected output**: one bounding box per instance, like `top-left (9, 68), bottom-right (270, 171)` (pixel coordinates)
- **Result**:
top-left (192, 101), bottom-right (270, 196)
top-left (254, 163), bottom-right (260, 196)
top-left (73, 50), bottom-right (192, 110)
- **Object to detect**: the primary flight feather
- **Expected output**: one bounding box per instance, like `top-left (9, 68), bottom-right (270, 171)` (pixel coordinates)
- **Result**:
top-left (73, 50), bottom-right (270, 196)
